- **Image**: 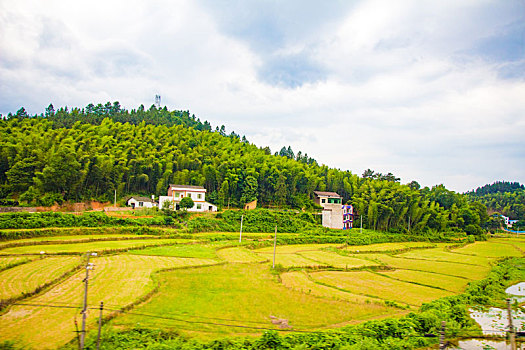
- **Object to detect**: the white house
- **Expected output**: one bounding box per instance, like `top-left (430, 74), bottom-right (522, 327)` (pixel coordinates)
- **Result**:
top-left (158, 184), bottom-right (217, 212)
top-left (127, 196), bottom-right (158, 209)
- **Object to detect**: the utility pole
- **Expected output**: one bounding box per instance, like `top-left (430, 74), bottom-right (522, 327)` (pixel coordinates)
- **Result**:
top-left (507, 298), bottom-right (517, 350)
top-left (96, 301), bottom-right (104, 350)
top-left (272, 225), bottom-right (277, 269)
top-left (439, 321), bottom-right (446, 349)
top-left (80, 252), bottom-right (97, 350)
top-left (239, 215), bottom-right (244, 243)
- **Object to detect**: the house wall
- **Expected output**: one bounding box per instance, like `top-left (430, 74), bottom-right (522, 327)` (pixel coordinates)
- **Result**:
top-left (127, 198), bottom-right (156, 208)
top-left (158, 195), bottom-right (217, 212)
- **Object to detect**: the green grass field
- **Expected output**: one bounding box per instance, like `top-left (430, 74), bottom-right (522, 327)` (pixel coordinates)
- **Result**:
top-left (0, 234), bottom-right (523, 349)
top-left (0, 256), bottom-right (80, 301)
top-left (0, 238), bottom-right (187, 255)
top-left (450, 241), bottom-right (522, 257)
top-left (112, 264), bottom-right (400, 337)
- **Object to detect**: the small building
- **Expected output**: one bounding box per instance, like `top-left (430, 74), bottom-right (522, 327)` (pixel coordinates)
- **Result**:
top-left (343, 204), bottom-right (354, 229)
top-left (314, 191), bottom-right (343, 229)
top-left (127, 196), bottom-right (158, 209)
top-left (244, 199), bottom-right (257, 210)
top-left (158, 184), bottom-right (217, 212)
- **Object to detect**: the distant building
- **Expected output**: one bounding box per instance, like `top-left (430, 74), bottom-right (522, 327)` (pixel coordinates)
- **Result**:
top-left (343, 204), bottom-right (354, 229)
top-left (127, 196), bottom-right (158, 209)
top-left (314, 191), bottom-right (343, 229)
top-left (244, 199), bottom-right (257, 210)
top-left (158, 184), bottom-right (217, 212)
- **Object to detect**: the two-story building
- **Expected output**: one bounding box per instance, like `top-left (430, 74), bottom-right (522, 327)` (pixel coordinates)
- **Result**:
top-left (314, 191), bottom-right (343, 229)
top-left (158, 184), bottom-right (217, 212)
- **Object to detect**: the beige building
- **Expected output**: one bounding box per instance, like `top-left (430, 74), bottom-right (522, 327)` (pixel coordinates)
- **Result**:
top-left (314, 191), bottom-right (343, 229)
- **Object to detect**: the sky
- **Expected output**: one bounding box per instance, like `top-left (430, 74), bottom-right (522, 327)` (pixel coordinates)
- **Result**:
top-left (0, 0), bottom-right (524, 193)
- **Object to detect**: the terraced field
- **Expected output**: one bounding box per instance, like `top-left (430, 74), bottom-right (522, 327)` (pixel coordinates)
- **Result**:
top-left (217, 247), bottom-right (268, 263)
top-left (0, 257), bottom-right (80, 301)
top-left (0, 254), bottom-right (219, 349)
top-left (0, 234), bottom-right (159, 249)
top-left (0, 256), bottom-right (33, 270)
top-left (0, 238), bottom-right (187, 255)
top-left (0, 234), bottom-right (523, 349)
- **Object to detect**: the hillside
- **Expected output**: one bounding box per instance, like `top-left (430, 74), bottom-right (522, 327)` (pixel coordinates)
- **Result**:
top-left (466, 181), bottom-right (525, 221)
top-left (0, 102), bottom-right (497, 236)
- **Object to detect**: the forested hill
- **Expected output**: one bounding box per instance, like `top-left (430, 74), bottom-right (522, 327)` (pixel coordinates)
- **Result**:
top-left (466, 181), bottom-right (525, 220)
top-left (0, 102), bottom-right (495, 235)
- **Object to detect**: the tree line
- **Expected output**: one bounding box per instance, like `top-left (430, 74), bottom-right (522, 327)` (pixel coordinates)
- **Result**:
top-left (0, 102), bottom-right (499, 235)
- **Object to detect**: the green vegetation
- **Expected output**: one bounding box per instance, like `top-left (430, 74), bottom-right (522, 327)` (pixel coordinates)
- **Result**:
top-left (64, 255), bottom-right (525, 350)
top-left (0, 211), bottom-right (169, 230)
top-left (112, 264), bottom-right (397, 336)
top-left (0, 235), bottom-right (523, 349)
top-left (467, 181), bottom-right (525, 221)
top-left (0, 105), bottom-right (496, 237)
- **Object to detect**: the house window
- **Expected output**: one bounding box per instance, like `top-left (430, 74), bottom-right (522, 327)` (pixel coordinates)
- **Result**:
top-left (198, 194), bottom-right (202, 199)
top-left (174, 192), bottom-right (180, 198)
top-left (321, 199), bottom-right (326, 203)
top-left (139, 202), bottom-right (143, 207)
top-left (188, 193), bottom-right (192, 198)
top-left (197, 204), bottom-right (201, 210)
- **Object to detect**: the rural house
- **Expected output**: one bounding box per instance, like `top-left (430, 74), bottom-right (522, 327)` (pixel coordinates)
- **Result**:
top-left (127, 196), bottom-right (158, 209)
top-left (158, 184), bottom-right (217, 212)
top-left (314, 191), bottom-right (343, 229)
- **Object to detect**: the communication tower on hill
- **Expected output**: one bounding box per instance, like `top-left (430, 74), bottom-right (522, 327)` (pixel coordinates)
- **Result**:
top-left (155, 94), bottom-right (161, 108)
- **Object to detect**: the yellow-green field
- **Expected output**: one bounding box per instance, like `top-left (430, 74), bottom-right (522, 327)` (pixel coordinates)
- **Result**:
top-left (310, 270), bottom-right (453, 306)
top-left (0, 235), bottom-right (523, 349)
top-left (0, 255), bottom-right (219, 349)
top-left (450, 241), bottom-right (522, 257)
top-left (341, 241), bottom-right (437, 253)
top-left (0, 238), bottom-right (188, 255)
top-left (217, 247), bottom-right (268, 263)
top-left (0, 256), bottom-right (34, 270)
top-left (0, 257), bottom-right (80, 301)
top-left (0, 234), bottom-right (159, 249)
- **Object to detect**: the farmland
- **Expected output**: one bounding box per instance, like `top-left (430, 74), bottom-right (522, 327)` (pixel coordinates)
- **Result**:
top-left (0, 231), bottom-right (523, 349)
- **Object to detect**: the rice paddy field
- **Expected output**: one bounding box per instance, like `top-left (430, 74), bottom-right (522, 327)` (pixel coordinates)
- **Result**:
top-left (0, 231), bottom-right (524, 349)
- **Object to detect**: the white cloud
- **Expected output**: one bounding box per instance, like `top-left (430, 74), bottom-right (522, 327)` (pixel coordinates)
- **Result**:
top-left (0, 0), bottom-right (524, 192)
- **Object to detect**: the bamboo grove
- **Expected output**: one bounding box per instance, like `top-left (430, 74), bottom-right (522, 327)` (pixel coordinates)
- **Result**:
top-left (0, 103), bottom-right (498, 235)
